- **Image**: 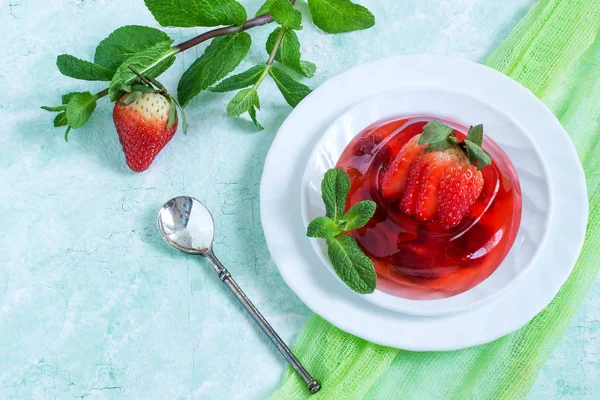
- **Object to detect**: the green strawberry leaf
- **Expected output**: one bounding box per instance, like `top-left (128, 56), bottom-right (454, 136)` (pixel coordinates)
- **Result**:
top-left (178, 33), bottom-right (252, 107)
top-left (167, 96), bottom-right (177, 129)
top-left (170, 97), bottom-right (188, 134)
top-left (120, 91), bottom-right (143, 106)
top-left (209, 65), bottom-right (264, 93)
top-left (144, 0), bottom-right (247, 27)
top-left (466, 124), bottom-right (484, 146)
top-left (94, 25), bottom-right (172, 71)
top-left (256, 0), bottom-right (277, 16)
top-left (308, 0), bottom-right (375, 34)
top-left (108, 40), bottom-right (176, 101)
top-left (66, 92), bottom-right (97, 129)
top-left (419, 120), bottom-right (456, 152)
top-left (307, 216), bottom-right (340, 238)
top-left (464, 140), bottom-right (492, 170)
top-left (327, 234), bottom-right (376, 294)
top-left (226, 87), bottom-right (262, 129)
top-left (321, 168), bottom-right (350, 224)
top-left (53, 112), bottom-right (68, 127)
top-left (56, 54), bottom-right (115, 81)
top-left (269, 0), bottom-right (302, 30)
top-left (266, 28), bottom-right (316, 78)
top-left (340, 200), bottom-right (376, 231)
top-left (269, 66), bottom-right (311, 107)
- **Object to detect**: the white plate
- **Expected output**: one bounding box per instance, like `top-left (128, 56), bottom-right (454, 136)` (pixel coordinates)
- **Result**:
top-left (260, 55), bottom-right (587, 351)
top-left (301, 88), bottom-right (552, 316)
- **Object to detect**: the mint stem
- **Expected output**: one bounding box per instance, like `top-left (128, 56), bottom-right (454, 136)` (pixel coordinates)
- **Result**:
top-left (253, 26), bottom-right (287, 90)
top-left (175, 14), bottom-right (272, 52)
top-left (174, 0), bottom-right (296, 53)
top-left (95, 88), bottom-right (108, 98)
top-left (266, 26), bottom-right (286, 66)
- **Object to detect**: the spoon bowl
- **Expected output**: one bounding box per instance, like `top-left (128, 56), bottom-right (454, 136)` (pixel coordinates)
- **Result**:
top-left (158, 196), bottom-right (215, 255)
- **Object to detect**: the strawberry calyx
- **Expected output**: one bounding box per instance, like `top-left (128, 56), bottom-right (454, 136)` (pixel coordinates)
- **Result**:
top-left (418, 120), bottom-right (491, 170)
top-left (122, 66), bottom-right (188, 134)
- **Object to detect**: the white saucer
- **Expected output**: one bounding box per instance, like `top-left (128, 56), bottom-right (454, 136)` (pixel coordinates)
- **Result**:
top-left (301, 88), bottom-right (552, 316)
top-left (260, 55), bottom-right (587, 351)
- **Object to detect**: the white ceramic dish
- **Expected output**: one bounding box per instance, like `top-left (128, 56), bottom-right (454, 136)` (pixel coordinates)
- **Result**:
top-left (301, 88), bottom-right (552, 316)
top-left (260, 55), bottom-right (587, 351)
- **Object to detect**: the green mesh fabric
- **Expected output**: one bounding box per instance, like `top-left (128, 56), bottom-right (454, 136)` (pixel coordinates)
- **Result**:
top-left (271, 0), bottom-right (600, 398)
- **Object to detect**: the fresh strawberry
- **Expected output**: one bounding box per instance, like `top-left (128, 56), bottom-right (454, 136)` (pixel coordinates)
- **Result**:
top-left (113, 91), bottom-right (178, 172)
top-left (380, 134), bottom-right (426, 199)
top-left (379, 121), bottom-right (490, 229)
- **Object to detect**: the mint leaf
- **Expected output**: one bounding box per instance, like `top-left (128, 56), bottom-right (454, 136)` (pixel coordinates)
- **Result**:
top-left (266, 28), bottom-right (316, 78)
top-left (53, 112), bottom-right (68, 127)
top-left (340, 200), bottom-right (376, 231)
top-left (209, 65), bottom-right (264, 93)
top-left (327, 234), bottom-right (376, 294)
top-left (464, 140), bottom-right (492, 170)
top-left (64, 126), bottom-right (72, 142)
top-left (307, 216), bottom-right (340, 238)
top-left (321, 168), bottom-right (350, 224)
top-left (178, 33), bottom-right (252, 107)
top-left (41, 105), bottom-right (67, 112)
top-left (300, 61), bottom-right (317, 78)
top-left (256, 0), bottom-right (277, 16)
top-left (94, 25), bottom-right (172, 71)
top-left (418, 120), bottom-right (456, 152)
top-left (269, 66), bottom-right (311, 107)
top-left (466, 124), bottom-right (484, 146)
top-left (227, 88), bottom-right (262, 129)
top-left (108, 40), bottom-right (176, 101)
top-left (62, 92), bottom-right (86, 105)
top-left (56, 54), bottom-right (114, 81)
top-left (66, 92), bottom-right (97, 129)
top-left (269, 0), bottom-right (302, 30)
top-left (308, 0), bottom-right (375, 34)
top-left (248, 107), bottom-right (263, 130)
top-left (144, 0), bottom-right (247, 27)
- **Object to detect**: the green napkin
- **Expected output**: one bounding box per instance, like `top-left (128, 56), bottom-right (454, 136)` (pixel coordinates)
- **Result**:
top-left (271, 0), bottom-right (600, 398)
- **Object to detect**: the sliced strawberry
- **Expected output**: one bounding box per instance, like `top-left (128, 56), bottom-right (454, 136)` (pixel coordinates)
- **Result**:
top-left (399, 147), bottom-right (483, 228)
top-left (380, 134), bottom-right (426, 200)
top-left (438, 163), bottom-right (484, 229)
top-left (413, 149), bottom-right (463, 221)
top-left (398, 154), bottom-right (427, 216)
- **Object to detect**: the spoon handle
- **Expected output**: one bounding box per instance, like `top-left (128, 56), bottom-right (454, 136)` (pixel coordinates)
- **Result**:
top-left (205, 250), bottom-right (321, 394)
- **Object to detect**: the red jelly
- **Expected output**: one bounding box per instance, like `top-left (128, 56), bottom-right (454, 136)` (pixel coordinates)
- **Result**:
top-left (336, 117), bottom-right (522, 299)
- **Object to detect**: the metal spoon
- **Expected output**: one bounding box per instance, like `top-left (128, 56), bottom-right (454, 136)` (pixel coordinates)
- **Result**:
top-left (157, 196), bottom-right (321, 394)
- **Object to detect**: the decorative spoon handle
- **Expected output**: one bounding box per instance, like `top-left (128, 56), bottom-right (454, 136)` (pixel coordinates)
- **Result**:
top-left (204, 250), bottom-right (321, 394)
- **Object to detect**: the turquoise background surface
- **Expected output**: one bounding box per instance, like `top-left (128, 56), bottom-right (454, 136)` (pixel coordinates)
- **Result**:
top-left (1, 0), bottom-right (599, 398)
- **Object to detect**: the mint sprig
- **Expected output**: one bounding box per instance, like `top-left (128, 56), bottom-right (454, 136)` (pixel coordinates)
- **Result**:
top-left (465, 124), bottom-right (492, 170)
top-left (418, 120), bottom-right (492, 170)
top-left (307, 168), bottom-right (377, 294)
top-left (43, 0), bottom-right (376, 142)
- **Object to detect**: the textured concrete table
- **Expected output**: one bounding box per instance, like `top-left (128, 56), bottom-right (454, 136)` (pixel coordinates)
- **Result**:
top-left (1, 0), bottom-right (599, 398)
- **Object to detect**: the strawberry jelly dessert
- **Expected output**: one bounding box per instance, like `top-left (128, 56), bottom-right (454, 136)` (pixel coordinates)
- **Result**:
top-left (336, 117), bottom-right (522, 300)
